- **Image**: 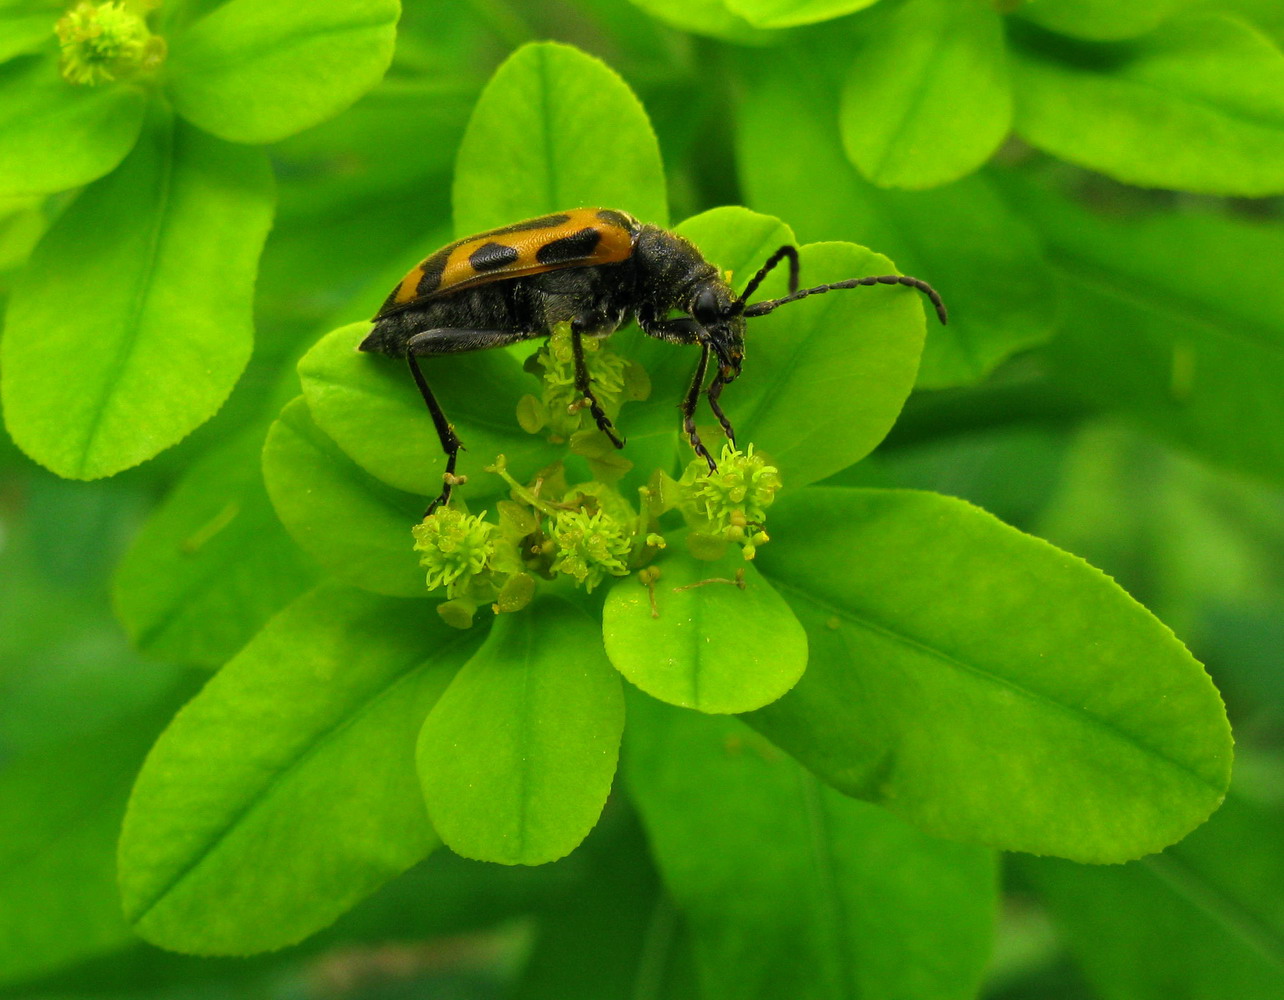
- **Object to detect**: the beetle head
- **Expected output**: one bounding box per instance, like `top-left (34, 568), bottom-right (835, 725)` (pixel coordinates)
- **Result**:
top-left (691, 283), bottom-right (745, 381)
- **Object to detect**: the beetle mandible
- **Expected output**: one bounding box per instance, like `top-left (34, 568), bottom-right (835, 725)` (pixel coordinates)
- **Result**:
top-left (361, 208), bottom-right (948, 512)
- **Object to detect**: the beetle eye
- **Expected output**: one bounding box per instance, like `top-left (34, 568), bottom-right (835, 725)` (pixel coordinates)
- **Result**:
top-left (692, 287), bottom-right (721, 326)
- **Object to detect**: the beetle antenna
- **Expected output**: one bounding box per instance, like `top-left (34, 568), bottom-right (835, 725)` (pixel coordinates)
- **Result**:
top-left (742, 274), bottom-right (948, 325)
top-left (732, 245), bottom-right (799, 314)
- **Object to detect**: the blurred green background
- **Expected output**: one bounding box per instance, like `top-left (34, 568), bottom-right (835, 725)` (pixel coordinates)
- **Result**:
top-left (2, 0), bottom-right (1283, 998)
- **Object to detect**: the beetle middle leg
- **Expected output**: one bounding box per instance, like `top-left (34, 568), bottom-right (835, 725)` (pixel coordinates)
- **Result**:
top-left (404, 327), bottom-right (538, 514)
top-left (569, 325), bottom-right (625, 448)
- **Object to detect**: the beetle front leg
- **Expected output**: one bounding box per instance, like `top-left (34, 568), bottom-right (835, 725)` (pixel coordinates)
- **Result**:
top-left (569, 325), bottom-right (625, 448)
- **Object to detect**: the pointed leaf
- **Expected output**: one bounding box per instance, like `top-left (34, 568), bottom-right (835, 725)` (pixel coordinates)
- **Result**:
top-left (840, 0), bottom-right (1011, 190)
top-left (748, 487), bottom-right (1232, 862)
top-left (119, 584), bottom-right (480, 954)
top-left (2, 112), bottom-right (273, 478)
top-left (1011, 14), bottom-right (1284, 195)
top-left (418, 598), bottom-right (625, 866)
top-left (113, 430), bottom-right (317, 667)
top-left (603, 546), bottom-right (807, 714)
top-left (0, 55), bottom-right (145, 197)
top-left (453, 41), bottom-right (667, 234)
top-left (625, 695), bottom-right (997, 1000)
top-left (166, 0), bottom-right (399, 144)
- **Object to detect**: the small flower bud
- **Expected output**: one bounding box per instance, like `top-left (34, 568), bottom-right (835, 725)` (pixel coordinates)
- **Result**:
top-left (412, 508), bottom-right (495, 597)
top-left (549, 508), bottom-right (632, 592)
top-left (56, 2), bottom-right (165, 86)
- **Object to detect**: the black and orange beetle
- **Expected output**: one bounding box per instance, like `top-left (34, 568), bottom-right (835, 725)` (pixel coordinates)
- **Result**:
top-left (362, 208), bottom-right (948, 512)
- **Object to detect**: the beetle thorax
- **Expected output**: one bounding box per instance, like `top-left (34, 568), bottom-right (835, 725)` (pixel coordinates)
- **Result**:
top-left (632, 225), bottom-right (723, 315)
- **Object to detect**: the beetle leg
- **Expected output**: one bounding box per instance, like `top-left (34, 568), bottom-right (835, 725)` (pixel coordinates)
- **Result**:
top-left (681, 344), bottom-right (717, 473)
top-left (569, 325), bottom-right (625, 448)
top-left (706, 368), bottom-right (736, 448)
top-left (405, 327), bottom-right (538, 514)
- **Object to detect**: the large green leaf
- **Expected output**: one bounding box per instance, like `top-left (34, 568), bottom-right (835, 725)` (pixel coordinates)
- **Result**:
top-left (997, 170), bottom-right (1284, 486)
top-left (1019, 792), bottom-right (1284, 999)
top-left (748, 487), bottom-right (1231, 863)
top-left (262, 397), bottom-right (426, 598)
top-left (602, 546), bottom-right (807, 714)
top-left (297, 322), bottom-right (549, 499)
top-left (2, 112), bottom-right (273, 479)
top-left (166, 0), bottom-right (399, 144)
top-left (113, 429), bottom-right (316, 668)
top-left (737, 48), bottom-right (1055, 388)
top-left (418, 598), bottom-right (625, 865)
top-left (840, 0), bottom-right (1011, 189)
top-left (1018, 0), bottom-right (1204, 40)
top-left (0, 2), bottom-right (59, 64)
top-left (1010, 14), bottom-right (1284, 195)
top-left (723, 0), bottom-right (879, 29)
top-left (625, 696), bottom-right (997, 1000)
top-left (453, 41), bottom-right (667, 235)
top-left (0, 54), bottom-right (146, 197)
top-left (119, 584), bottom-right (480, 954)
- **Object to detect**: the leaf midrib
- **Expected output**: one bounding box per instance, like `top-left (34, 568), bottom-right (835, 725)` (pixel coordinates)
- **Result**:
top-left (127, 639), bottom-right (466, 925)
top-left (765, 573), bottom-right (1223, 794)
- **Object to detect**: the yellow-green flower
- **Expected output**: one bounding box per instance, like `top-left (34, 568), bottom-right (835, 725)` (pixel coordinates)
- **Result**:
top-left (412, 509), bottom-right (495, 597)
top-left (550, 509), bottom-right (632, 592)
top-left (56, 2), bottom-right (165, 87)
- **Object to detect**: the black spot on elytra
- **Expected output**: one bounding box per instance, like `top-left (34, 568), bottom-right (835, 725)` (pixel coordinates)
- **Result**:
top-left (536, 227), bottom-right (602, 264)
top-left (468, 241), bottom-right (520, 272)
top-left (595, 209), bottom-right (634, 230)
top-left (416, 248), bottom-right (450, 296)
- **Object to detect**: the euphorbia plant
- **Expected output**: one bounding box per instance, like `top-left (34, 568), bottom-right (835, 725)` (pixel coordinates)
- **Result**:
top-left (111, 46), bottom-right (1231, 990)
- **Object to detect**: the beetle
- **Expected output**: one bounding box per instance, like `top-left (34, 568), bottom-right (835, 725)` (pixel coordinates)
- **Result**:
top-left (361, 208), bottom-right (947, 512)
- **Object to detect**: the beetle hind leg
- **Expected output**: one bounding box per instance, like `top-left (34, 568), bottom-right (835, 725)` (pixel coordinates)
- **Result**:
top-left (570, 326), bottom-right (625, 448)
top-left (404, 327), bottom-right (538, 514)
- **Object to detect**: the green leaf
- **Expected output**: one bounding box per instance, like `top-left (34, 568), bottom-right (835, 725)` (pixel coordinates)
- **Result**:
top-left (1018, 0), bottom-right (1203, 40)
top-left (297, 322), bottom-right (549, 499)
top-left (418, 598), bottom-right (625, 866)
top-left (626, 0), bottom-right (776, 44)
top-left (0, 55), bottom-right (146, 197)
top-left (839, 0), bottom-right (1010, 190)
top-left (2, 111), bottom-right (273, 479)
top-left (453, 41), bottom-right (667, 235)
top-left (996, 169), bottom-right (1284, 486)
top-left (1018, 792), bottom-right (1284, 999)
top-left (748, 487), bottom-right (1232, 863)
top-left (625, 696), bottom-right (998, 1000)
top-left (262, 397), bottom-right (426, 598)
top-left (112, 430), bottom-right (317, 668)
top-left (602, 545), bottom-right (807, 714)
top-left (737, 47), bottom-right (1056, 388)
top-left (723, 0), bottom-right (879, 29)
top-left (1010, 14), bottom-right (1284, 195)
top-left (166, 0), bottom-right (399, 144)
top-left (0, 683), bottom-right (190, 986)
top-left (119, 584), bottom-right (480, 954)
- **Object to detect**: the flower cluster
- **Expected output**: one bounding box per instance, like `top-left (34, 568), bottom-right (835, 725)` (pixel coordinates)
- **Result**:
top-left (55, 1), bottom-right (165, 86)
top-left (411, 334), bottom-right (782, 624)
